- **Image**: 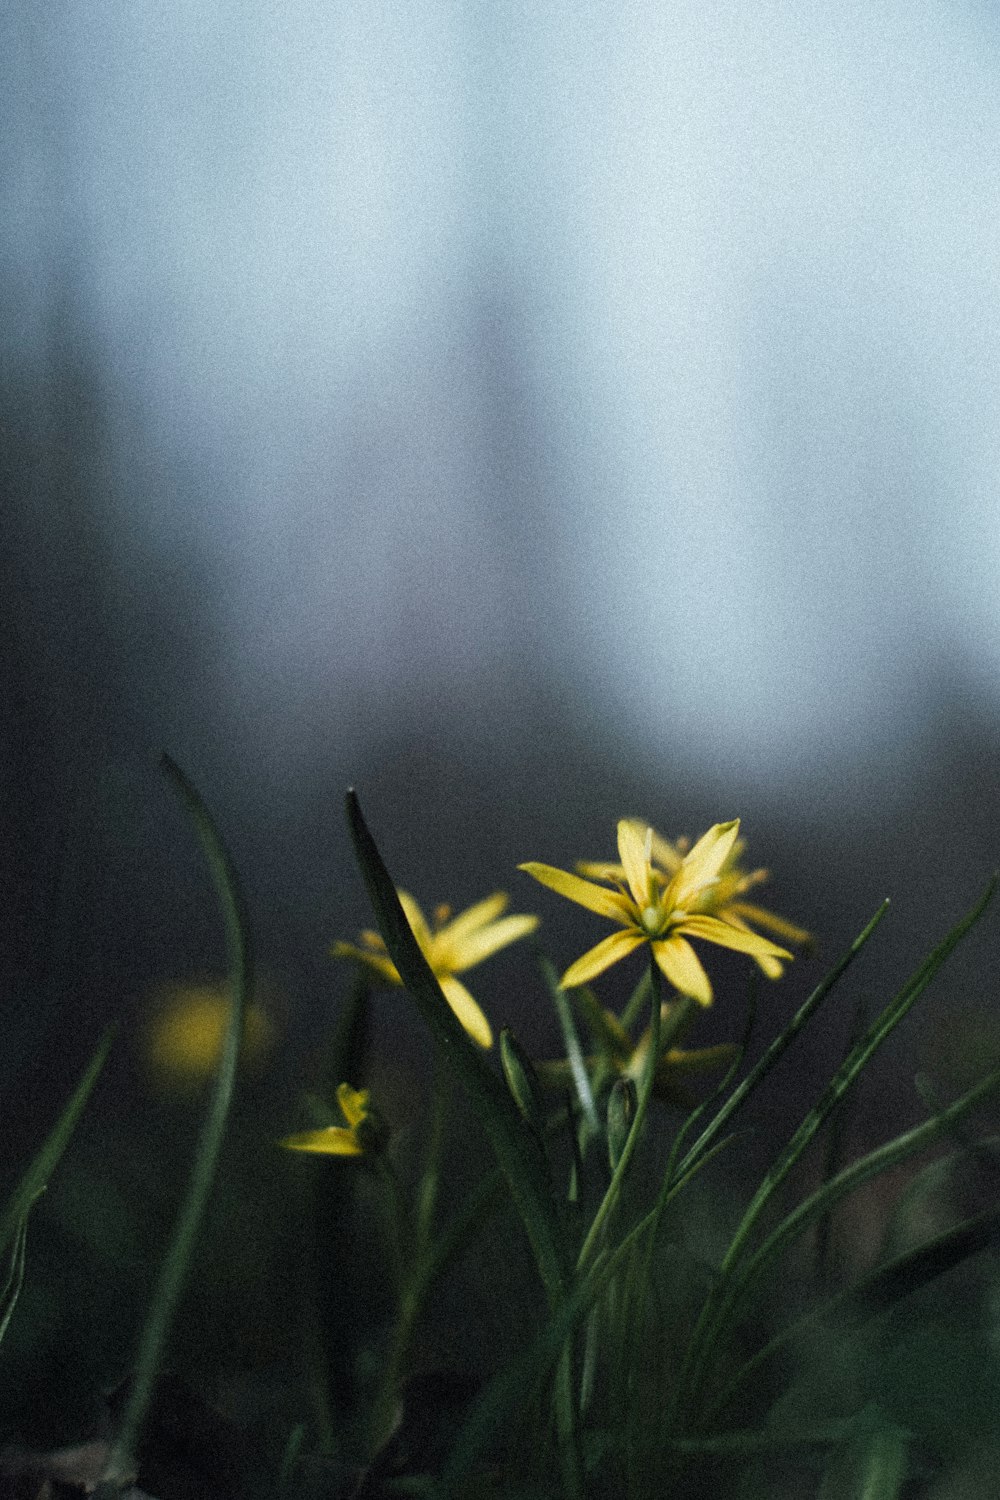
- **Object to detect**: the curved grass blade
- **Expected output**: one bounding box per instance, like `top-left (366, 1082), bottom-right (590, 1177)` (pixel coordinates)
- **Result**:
top-left (100, 754), bottom-right (252, 1490)
top-left (679, 877), bottom-right (995, 1424)
top-left (345, 791), bottom-right (567, 1304)
top-left (671, 902), bottom-right (890, 1192)
top-left (707, 1069), bottom-right (1000, 1420)
top-left (728, 878), bottom-right (994, 1275)
top-left (0, 1204), bottom-right (32, 1347)
top-left (0, 1026), bottom-right (114, 1263)
top-left (537, 953), bottom-right (599, 1136)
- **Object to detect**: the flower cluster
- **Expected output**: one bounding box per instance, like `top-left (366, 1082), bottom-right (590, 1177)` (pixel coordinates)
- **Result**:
top-left (520, 818), bottom-right (796, 1006)
top-left (329, 815), bottom-right (806, 1041)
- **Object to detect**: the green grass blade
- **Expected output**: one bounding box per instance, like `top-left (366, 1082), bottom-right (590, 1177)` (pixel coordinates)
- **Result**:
top-left (345, 791), bottom-right (567, 1303)
top-left (100, 754), bottom-right (252, 1489)
top-left (738, 1063), bottom-right (1000, 1315)
top-left (537, 953), bottom-right (600, 1135)
top-left (671, 902), bottom-right (890, 1192)
top-left (678, 878), bottom-right (994, 1426)
top-left (726, 877), bottom-right (995, 1278)
top-left (707, 1068), bottom-right (1000, 1420)
top-left (0, 1026), bottom-right (114, 1261)
top-left (0, 1206), bottom-right (31, 1348)
top-left (433, 1255), bottom-right (611, 1497)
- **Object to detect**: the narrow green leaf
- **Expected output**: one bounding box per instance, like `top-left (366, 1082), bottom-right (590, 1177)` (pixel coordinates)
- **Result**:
top-left (679, 880), bottom-right (994, 1425)
top-left (708, 1083), bottom-right (1000, 1421)
top-left (0, 1205), bottom-right (32, 1348)
top-left (728, 878), bottom-right (995, 1279)
top-left (736, 1063), bottom-right (1000, 1323)
top-left (846, 1201), bottom-right (1000, 1326)
top-left (0, 1027), bottom-right (114, 1263)
top-left (671, 901), bottom-right (889, 1191)
top-left (345, 791), bottom-right (567, 1304)
top-left (433, 1255), bottom-right (610, 1497)
top-left (100, 754), bottom-right (252, 1490)
top-left (537, 954), bottom-right (600, 1134)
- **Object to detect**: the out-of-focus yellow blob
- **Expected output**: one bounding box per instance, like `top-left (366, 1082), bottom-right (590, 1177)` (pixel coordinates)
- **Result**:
top-left (144, 983), bottom-right (273, 1086)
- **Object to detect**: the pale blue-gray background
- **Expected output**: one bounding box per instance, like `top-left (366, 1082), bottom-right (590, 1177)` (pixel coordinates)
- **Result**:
top-left (4, 1), bottom-right (1000, 1120)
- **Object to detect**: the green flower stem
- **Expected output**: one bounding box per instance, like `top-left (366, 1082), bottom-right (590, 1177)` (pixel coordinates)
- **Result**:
top-left (537, 953), bottom-right (600, 1137)
top-left (575, 963), bottom-right (675, 1275)
top-left (621, 968), bottom-right (654, 1032)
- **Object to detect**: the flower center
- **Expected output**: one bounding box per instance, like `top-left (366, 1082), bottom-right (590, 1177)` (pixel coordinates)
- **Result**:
top-left (640, 904), bottom-right (665, 936)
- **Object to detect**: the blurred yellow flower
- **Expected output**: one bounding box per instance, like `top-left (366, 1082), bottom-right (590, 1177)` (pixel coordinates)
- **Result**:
top-left (332, 892), bottom-right (539, 1049)
top-left (520, 819), bottom-right (791, 1005)
top-left (579, 818), bottom-right (810, 980)
top-left (280, 1084), bottom-right (376, 1157)
top-left (145, 983), bottom-right (272, 1085)
top-left (537, 997), bottom-right (737, 1110)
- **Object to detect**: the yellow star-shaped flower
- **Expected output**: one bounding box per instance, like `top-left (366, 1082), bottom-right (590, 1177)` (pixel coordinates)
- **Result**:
top-left (332, 892), bottom-right (539, 1049)
top-left (578, 819), bottom-right (810, 979)
top-left (520, 819), bottom-right (791, 1005)
top-left (280, 1083), bottom-right (376, 1157)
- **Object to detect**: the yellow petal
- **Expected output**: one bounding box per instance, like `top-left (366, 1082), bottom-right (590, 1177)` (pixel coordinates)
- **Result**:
top-left (279, 1126), bottom-right (363, 1156)
top-left (753, 952), bottom-right (785, 980)
top-left (439, 975), bottom-right (494, 1048)
top-left (712, 911), bottom-right (787, 979)
top-left (647, 826), bottom-right (684, 874)
top-left (397, 891), bottom-right (433, 954)
top-left (652, 936), bottom-right (713, 1006)
top-left (617, 819), bottom-right (653, 908)
top-left (519, 862), bottom-right (634, 922)
top-left (727, 901), bottom-right (811, 947)
top-left (436, 892), bottom-right (509, 945)
top-left (561, 928), bottom-right (646, 988)
top-left (675, 820), bottom-right (741, 904)
top-left (677, 914), bottom-right (791, 961)
top-left (575, 859), bottom-right (626, 882)
top-left (329, 942), bottom-right (401, 986)
top-left (658, 1043), bottom-right (739, 1077)
top-left (336, 1083), bottom-right (370, 1128)
top-left (439, 913), bottom-right (540, 973)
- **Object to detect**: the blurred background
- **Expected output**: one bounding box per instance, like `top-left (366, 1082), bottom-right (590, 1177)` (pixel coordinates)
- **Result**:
top-left (4, 0), bottom-right (1000, 1449)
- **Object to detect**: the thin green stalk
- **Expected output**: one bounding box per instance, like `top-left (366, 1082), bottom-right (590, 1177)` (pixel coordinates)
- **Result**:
top-left (538, 954), bottom-right (600, 1137)
top-left (0, 1207), bottom-right (31, 1348)
top-left (633, 981), bottom-right (757, 1303)
top-left (99, 755), bottom-right (252, 1491)
top-left (576, 964), bottom-right (672, 1274)
top-left (0, 1026), bottom-right (114, 1260)
top-left (620, 969), bottom-right (654, 1032)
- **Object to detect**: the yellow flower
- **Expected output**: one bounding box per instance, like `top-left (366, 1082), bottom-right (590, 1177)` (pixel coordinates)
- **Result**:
top-left (331, 892), bottom-right (539, 1049)
top-left (520, 819), bottom-right (791, 1005)
top-left (280, 1083), bottom-right (376, 1157)
top-left (578, 818), bottom-right (810, 979)
top-left (145, 982), bottom-right (272, 1085)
